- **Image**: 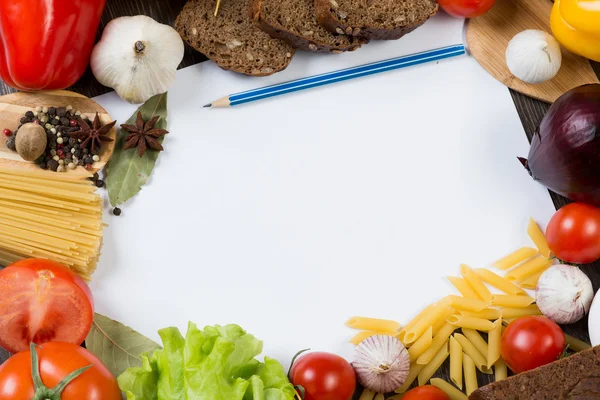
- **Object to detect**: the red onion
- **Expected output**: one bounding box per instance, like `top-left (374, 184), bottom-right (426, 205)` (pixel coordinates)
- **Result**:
top-left (519, 84), bottom-right (600, 205)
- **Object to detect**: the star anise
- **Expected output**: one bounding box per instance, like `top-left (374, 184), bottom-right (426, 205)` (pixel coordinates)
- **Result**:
top-left (69, 113), bottom-right (116, 153)
top-left (120, 112), bottom-right (168, 157)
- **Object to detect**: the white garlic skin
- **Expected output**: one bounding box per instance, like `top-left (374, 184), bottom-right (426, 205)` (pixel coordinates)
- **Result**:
top-left (91, 16), bottom-right (184, 104)
top-left (353, 335), bottom-right (410, 393)
top-left (506, 30), bottom-right (562, 84)
top-left (536, 265), bottom-right (593, 324)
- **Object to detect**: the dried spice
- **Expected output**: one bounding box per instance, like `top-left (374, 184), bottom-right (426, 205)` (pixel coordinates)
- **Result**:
top-left (120, 112), bottom-right (168, 157)
top-left (69, 113), bottom-right (116, 154)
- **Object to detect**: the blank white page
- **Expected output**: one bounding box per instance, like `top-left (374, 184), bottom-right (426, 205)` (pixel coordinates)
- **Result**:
top-left (91, 15), bottom-right (556, 366)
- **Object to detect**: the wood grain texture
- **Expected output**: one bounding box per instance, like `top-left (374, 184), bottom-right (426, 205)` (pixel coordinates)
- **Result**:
top-left (466, 0), bottom-right (599, 103)
top-left (0, 0), bottom-right (599, 389)
top-left (0, 90), bottom-right (116, 173)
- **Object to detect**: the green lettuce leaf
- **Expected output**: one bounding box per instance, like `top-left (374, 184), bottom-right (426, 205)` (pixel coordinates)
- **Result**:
top-left (118, 323), bottom-right (295, 400)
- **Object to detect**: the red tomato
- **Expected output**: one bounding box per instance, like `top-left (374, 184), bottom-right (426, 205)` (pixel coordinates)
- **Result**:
top-left (546, 203), bottom-right (600, 264)
top-left (403, 386), bottom-right (450, 400)
top-left (0, 342), bottom-right (121, 400)
top-left (438, 0), bottom-right (496, 18)
top-left (0, 259), bottom-right (94, 353)
top-left (290, 352), bottom-right (356, 400)
top-left (501, 316), bottom-right (565, 373)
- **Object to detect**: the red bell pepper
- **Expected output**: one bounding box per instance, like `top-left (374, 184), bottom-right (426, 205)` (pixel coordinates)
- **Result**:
top-left (0, 0), bottom-right (106, 91)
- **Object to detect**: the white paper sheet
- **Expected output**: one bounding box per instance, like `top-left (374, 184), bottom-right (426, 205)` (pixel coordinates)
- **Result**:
top-left (90, 14), bottom-right (556, 367)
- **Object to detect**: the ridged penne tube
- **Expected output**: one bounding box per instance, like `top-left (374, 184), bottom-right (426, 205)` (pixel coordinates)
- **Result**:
top-left (346, 316), bottom-right (401, 332)
top-left (565, 334), bottom-right (592, 352)
top-left (394, 362), bottom-right (424, 393)
top-left (417, 323), bottom-right (456, 365)
top-left (447, 276), bottom-right (480, 299)
top-left (447, 315), bottom-right (495, 331)
top-left (430, 378), bottom-right (468, 400)
top-left (490, 294), bottom-right (535, 308)
top-left (453, 333), bottom-right (490, 374)
top-left (518, 270), bottom-right (545, 290)
top-left (432, 307), bottom-right (456, 334)
top-left (409, 326), bottom-right (433, 361)
top-left (399, 303), bottom-right (436, 344)
top-left (494, 358), bottom-right (507, 381)
top-left (449, 335), bottom-right (463, 390)
top-left (358, 389), bottom-right (376, 400)
top-left (527, 217), bottom-right (551, 258)
top-left (487, 318), bottom-right (502, 367)
top-left (463, 353), bottom-right (478, 395)
top-left (418, 341), bottom-right (449, 386)
top-left (461, 308), bottom-right (502, 320)
top-left (492, 246), bottom-right (538, 270)
top-left (444, 295), bottom-right (488, 312)
top-left (505, 256), bottom-right (552, 282)
top-left (374, 393), bottom-right (385, 400)
top-left (462, 329), bottom-right (488, 358)
top-left (501, 304), bottom-right (542, 319)
top-left (404, 298), bottom-right (452, 344)
top-left (474, 268), bottom-right (527, 295)
top-left (349, 331), bottom-right (396, 345)
top-left (460, 264), bottom-right (493, 302)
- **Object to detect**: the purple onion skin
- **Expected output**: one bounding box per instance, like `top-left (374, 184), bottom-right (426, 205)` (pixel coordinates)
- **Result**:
top-left (522, 84), bottom-right (600, 205)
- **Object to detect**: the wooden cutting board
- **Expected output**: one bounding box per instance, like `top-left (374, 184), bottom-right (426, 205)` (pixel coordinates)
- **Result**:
top-left (465, 0), bottom-right (599, 103)
top-left (0, 90), bottom-right (116, 174)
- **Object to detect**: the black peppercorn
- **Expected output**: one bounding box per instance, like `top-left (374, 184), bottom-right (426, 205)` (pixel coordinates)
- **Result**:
top-left (38, 161), bottom-right (47, 170)
top-left (20, 117), bottom-right (28, 124)
top-left (113, 207), bottom-right (122, 216)
top-left (60, 117), bottom-right (70, 126)
top-left (5, 135), bottom-right (16, 151)
top-left (57, 107), bottom-right (66, 117)
top-left (69, 138), bottom-right (77, 147)
top-left (84, 157), bottom-right (93, 165)
top-left (47, 159), bottom-right (59, 172)
top-left (74, 150), bottom-right (82, 158)
top-left (77, 160), bottom-right (84, 166)
top-left (50, 119), bottom-right (59, 126)
top-left (48, 107), bottom-right (56, 116)
top-left (82, 148), bottom-right (89, 155)
top-left (25, 111), bottom-right (34, 119)
top-left (95, 179), bottom-right (104, 188)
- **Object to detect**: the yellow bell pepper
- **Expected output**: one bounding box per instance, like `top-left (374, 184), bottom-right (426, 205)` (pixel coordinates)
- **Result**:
top-left (551, 0), bottom-right (600, 62)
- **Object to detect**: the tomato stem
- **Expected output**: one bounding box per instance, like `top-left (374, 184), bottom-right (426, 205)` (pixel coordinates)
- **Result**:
top-left (29, 342), bottom-right (92, 400)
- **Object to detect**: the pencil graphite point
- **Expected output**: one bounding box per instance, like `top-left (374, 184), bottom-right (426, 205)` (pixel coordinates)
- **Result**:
top-left (203, 103), bottom-right (212, 108)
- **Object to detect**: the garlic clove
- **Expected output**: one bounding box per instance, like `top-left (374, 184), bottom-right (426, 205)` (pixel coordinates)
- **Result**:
top-left (536, 264), bottom-right (594, 324)
top-left (353, 335), bottom-right (410, 393)
top-left (91, 15), bottom-right (184, 104)
top-left (506, 29), bottom-right (562, 84)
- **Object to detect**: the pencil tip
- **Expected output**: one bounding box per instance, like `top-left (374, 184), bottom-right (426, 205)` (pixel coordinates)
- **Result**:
top-left (203, 103), bottom-right (211, 108)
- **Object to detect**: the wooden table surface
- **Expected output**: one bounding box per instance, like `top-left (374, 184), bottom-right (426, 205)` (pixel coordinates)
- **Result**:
top-left (1, 0), bottom-right (600, 391)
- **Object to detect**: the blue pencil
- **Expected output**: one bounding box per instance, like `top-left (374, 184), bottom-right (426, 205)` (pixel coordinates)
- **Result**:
top-left (204, 44), bottom-right (466, 108)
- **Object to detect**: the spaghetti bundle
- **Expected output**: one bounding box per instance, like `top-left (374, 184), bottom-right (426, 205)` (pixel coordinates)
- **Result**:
top-left (0, 166), bottom-right (103, 280)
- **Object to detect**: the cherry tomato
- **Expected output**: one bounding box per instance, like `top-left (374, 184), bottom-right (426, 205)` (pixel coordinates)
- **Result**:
top-left (0, 342), bottom-right (121, 400)
top-left (290, 352), bottom-right (356, 400)
top-left (546, 203), bottom-right (600, 264)
top-left (403, 386), bottom-right (450, 400)
top-left (501, 316), bottom-right (565, 373)
top-left (0, 259), bottom-right (94, 353)
top-left (438, 0), bottom-right (496, 18)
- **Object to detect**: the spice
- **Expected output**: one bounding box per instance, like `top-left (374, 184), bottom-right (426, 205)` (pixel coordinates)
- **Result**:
top-left (3, 129), bottom-right (11, 137)
top-left (120, 111), bottom-right (168, 157)
top-left (112, 207), bottom-right (122, 216)
top-left (69, 113), bottom-right (116, 153)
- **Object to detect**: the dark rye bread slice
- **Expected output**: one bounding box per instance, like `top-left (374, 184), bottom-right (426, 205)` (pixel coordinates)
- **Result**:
top-left (314, 0), bottom-right (438, 40)
top-left (251, 0), bottom-right (367, 53)
top-left (470, 346), bottom-right (600, 399)
top-left (175, 0), bottom-right (296, 76)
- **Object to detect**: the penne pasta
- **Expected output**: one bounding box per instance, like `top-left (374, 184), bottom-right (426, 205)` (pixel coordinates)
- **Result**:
top-left (418, 341), bottom-right (449, 386)
top-left (487, 318), bottom-right (502, 367)
top-left (474, 268), bottom-right (527, 295)
top-left (492, 246), bottom-right (538, 270)
top-left (528, 217), bottom-right (551, 258)
top-left (409, 327), bottom-right (433, 361)
top-left (399, 303), bottom-right (436, 344)
top-left (349, 330), bottom-right (396, 345)
top-left (449, 335), bottom-right (463, 390)
top-left (346, 316), bottom-right (401, 332)
top-left (501, 304), bottom-right (542, 319)
top-left (518, 270), bottom-right (545, 290)
top-left (387, 396), bottom-right (404, 400)
top-left (463, 353), bottom-right (478, 395)
top-left (374, 394), bottom-right (385, 400)
top-left (358, 389), bottom-right (376, 400)
top-left (430, 378), bottom-right (468, 400)
top-left (447, 276), bottom-right (480, 299)
top-left (444, 295), bottom-right (488, 312)
top-left (432, 307), bottom-right (456, 334)
top-left (505, 256), bottom-right (553, 282)
top-left (495, 358), bottom-right (507, 381)
top-left (447, 315), bottom-right (495, 331)
top-left (395, 362), bottom-right (425, 393)
top-left (490, 294), bottom-right (535, 308)
top-left (404, 298), bottom-right (452, 344)
top-left (565, 334), bottom-right (592, 352)
top-left (417, 323), bottom-right (456, 365)
top-left (461, 308), bottom-right (502, 320)
top-left (460, 264), bottom-right (493, 302)
top-left (453, 333), bottom-right (490, 374)
top-left (462, 328), bottom-right (488, 358)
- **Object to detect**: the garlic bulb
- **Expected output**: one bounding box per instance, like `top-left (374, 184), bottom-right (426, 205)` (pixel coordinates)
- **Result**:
top-left (353, 335), bottom-right (410, 393)
top-left (91, 16), bottom-right (184, 104)
top-left (536, 265), bottom-right (593, 324)
top-left (506, 30), bottom-right (562, 84)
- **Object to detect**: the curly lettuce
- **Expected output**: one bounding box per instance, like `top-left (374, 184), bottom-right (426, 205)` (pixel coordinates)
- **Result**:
top-left (118, 323), bottom-right (296, 400)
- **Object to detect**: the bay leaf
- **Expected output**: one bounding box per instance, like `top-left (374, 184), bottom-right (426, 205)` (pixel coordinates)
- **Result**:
top-left (106, 93), bottom-right (168, 207)
top-left (85, 313), bottom-right (161, 377)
